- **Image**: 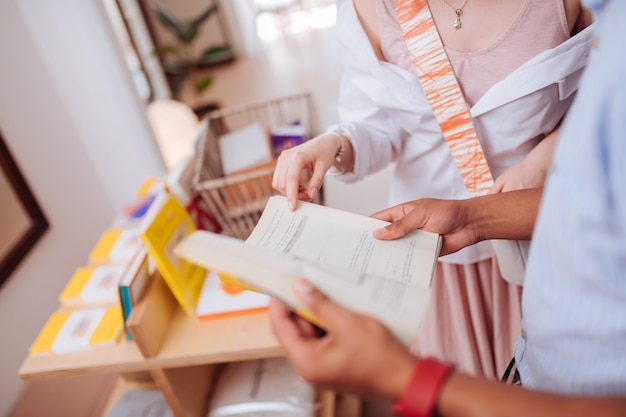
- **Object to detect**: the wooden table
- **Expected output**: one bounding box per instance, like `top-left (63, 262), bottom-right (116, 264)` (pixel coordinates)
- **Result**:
top-left (19, 276), bottom-right (359, 417)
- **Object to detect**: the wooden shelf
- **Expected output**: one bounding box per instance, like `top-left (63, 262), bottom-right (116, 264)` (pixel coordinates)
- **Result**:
top-left (19, 276), bottom-right (282, 381)
top-left (19, 337), bottom-right (145, 382)
top-left (19, 271), bottom-right (360, 417)
top-left (126, 274), bottom-right (284, 367)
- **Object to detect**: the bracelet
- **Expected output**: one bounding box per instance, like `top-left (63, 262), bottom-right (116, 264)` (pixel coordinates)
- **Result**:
top-left (328, 131), bottom-right (346, 163)
top-left (391, 358), bottom-right (455, 417)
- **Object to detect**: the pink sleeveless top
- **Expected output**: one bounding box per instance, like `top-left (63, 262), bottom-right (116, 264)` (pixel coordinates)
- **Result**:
top-left (377, 0), bottom-right (570, 106)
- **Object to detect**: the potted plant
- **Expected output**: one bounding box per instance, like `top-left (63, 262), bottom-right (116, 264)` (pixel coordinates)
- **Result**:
top-left (153, 2), bottom-right (234, 97)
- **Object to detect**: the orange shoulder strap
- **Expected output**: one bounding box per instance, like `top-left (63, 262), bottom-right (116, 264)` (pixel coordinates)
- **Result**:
top-left (395, 0), bottom-right (493, 196)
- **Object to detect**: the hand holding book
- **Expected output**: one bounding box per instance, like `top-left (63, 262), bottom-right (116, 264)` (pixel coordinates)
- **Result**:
top-left (175, 196), bottom-right (442, 344)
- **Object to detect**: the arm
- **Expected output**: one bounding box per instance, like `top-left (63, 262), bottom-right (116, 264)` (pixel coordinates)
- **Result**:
top-left (489, 129), bottom-right (559, 194)
top-left (272, 0), bottom-right (406, 210)
top-left (269, 279), bottom-right (626, 417)
top-left (372, 188), bottom-right (542, 255)
top-left (564, 0), bottom-right (594, 35)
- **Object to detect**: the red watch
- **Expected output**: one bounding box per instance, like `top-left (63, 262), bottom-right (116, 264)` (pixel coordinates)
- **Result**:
top-left (391, 357), bottom-right (455, 417)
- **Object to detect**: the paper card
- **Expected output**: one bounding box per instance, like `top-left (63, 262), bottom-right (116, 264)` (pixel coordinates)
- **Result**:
top-left (218, 122), bottom-right (273, 175)
top-left (196, 270), bottom-right (270, 319)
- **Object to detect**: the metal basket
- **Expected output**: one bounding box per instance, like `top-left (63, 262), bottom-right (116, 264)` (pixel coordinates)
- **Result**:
top-left (192, 92), bottom-right (319, 239)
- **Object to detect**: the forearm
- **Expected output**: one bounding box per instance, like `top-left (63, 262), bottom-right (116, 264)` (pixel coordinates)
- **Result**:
top-left (466, 188), bottom-right (542, 242)
top-left (437, 372), bottom-right (626, 417)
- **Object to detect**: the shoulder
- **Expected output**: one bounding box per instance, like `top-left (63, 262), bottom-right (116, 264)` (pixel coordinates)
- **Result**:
top-left (563, 0), bottom-right (594, 34)
top-left (352, 0), bottom-right (384, 60)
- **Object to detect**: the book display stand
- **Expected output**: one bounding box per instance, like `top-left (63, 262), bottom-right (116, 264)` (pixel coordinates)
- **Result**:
top-left (18, 94), bottom-right (362, 417)
top-left (19, 273), bottom-right (360, 417)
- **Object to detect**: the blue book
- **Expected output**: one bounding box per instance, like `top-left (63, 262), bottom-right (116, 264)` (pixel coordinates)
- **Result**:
top-left (118, 249), bottom-right (152, 341)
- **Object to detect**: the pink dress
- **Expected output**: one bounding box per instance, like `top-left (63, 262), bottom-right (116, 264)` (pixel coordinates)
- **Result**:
top-left (376, 0), bottom-right (570, 380)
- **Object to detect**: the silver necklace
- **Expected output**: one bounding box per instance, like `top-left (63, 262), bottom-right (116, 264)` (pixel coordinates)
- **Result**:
top-left (438, 0), bottom-right (469, 30)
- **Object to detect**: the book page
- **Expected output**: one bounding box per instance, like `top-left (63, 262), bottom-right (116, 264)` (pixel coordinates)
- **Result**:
top-left (302, 261), bottom-right (432, 344)
top-left (175, 231), bottom-right (433, 344)
top-left (175, 197), bottom-right (441, 344)
top-left (246, 196), bottom-right (440, 288)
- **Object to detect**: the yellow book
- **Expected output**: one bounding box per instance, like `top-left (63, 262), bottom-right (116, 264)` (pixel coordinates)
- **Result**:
top-left (29, 305), bottom-right (124, 355)
top-left (58, 264), bottom-right (127, 308)
top-left (89, 227), bottom-right (144, 265)
top-left (135, 175), bottom-right (164, 198)
top-left (139, 191), bottom-right (206, 315)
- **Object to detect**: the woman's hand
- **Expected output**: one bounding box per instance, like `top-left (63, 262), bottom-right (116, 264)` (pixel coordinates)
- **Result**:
top-left (489, 159), bottom-right (545, 193)
top-left (272, 133), bottom-right (343, 211)
top-left (489, 130), bottom-right (558, 194)
top-left (269, 279), bottom-right (417, 400)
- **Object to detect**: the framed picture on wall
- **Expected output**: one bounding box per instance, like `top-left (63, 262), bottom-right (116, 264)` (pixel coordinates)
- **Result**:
top-left (0, 130), bottom-right (49, 287)
top-left (137, 0), bottom-right (235, 97)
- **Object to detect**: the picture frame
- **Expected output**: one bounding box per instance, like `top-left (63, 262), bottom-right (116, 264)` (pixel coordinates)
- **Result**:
top-left (0, 130), bottom-right (49, 287)
top-left (136, 0), bottom-right (235, 97)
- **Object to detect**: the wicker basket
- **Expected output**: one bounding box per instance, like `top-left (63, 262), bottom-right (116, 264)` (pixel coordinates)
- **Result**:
top-left (192, 92), bottom-right (319, 239)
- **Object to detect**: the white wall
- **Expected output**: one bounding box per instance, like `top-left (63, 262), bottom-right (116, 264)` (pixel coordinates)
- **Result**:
top-left (0, 0), bottom-right (165, 414)
top-left (219, 0), bottom-right (261, 56)
top-left (0, 2), bottom-right (393, 413)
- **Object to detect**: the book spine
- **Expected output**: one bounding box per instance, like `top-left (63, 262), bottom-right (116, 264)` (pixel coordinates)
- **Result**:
top-left (118, 285), bottom-right (134, 341)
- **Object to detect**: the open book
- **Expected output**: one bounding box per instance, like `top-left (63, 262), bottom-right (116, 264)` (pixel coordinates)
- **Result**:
top-left (175, 196), bottom-right (442, 344)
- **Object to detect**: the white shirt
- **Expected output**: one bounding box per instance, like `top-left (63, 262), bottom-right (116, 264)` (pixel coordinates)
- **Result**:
top-left (516, 0), bottom-right (626, 394)
top-left (328, 0), bottom-right (593, 264)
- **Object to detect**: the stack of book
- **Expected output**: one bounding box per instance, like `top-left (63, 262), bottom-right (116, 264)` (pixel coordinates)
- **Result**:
top-left (29, 157), bottom-right (276, 356)
top-left (29, 223), bottom-right (150, 355)
top-left (27, 171), bottom-right (169, 355)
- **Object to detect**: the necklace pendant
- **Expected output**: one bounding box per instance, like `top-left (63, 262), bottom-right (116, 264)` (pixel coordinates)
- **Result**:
top-left (440, 0), bottom-right (467, 30)
top-left (453, 9), bottom-right (463, 30)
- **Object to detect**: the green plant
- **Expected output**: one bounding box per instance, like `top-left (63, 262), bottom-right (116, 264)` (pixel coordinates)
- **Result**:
top-left (153, 2), bottom-right (233, 96)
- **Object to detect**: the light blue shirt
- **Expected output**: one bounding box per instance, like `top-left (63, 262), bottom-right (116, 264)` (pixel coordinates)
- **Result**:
top-left (515, 0), bottom-right (626, 395)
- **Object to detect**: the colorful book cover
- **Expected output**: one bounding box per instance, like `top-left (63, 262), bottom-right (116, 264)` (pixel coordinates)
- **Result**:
top-left (114, 195), bottom-right (158, 229)
top-left (196, 270), bottom-right (270, 320)
top-left (139, 191), bottom-right (206, 315)
top-left (270, 121), bottom-right (306, 158)
top-left (118, 249), bottom-right (152, 341)
top-left (29, 305), bottom-right (124, 355)
top-left (59, 264), bottom-right (127, 309)
top-left (89, 227), bottom-right (144, 265)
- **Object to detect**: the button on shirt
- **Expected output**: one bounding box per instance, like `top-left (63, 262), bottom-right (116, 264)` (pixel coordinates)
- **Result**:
top-left (515, 0), bottom-right (626, 395)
